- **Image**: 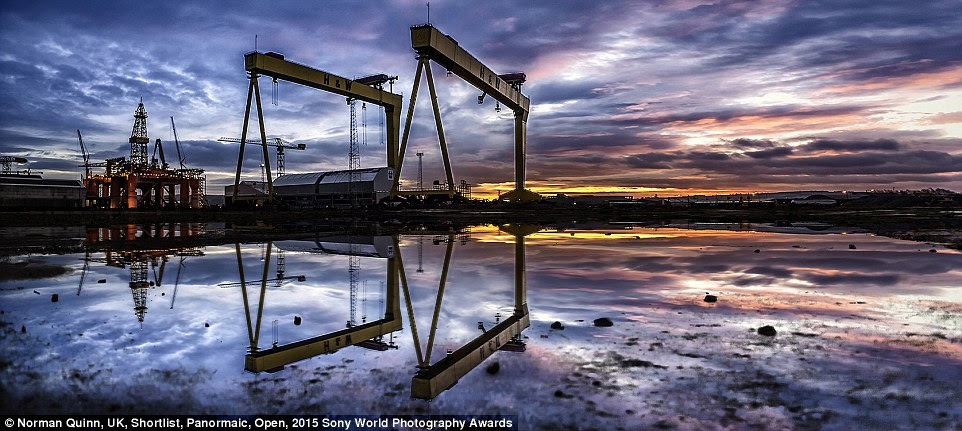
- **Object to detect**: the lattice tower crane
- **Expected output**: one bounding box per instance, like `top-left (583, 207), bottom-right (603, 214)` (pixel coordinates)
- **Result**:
top-left (217, 137), bottom-right (305, 177)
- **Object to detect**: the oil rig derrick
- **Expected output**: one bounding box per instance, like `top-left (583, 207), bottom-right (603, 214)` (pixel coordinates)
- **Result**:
top-left (129, 100), bottom-right (150, 166)
top-left (81, 101), bottom-right (207, 209)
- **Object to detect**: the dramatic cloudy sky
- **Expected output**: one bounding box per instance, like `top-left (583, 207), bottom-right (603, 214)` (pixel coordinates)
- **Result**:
top-left (2, 0), bottom-right (961, 197)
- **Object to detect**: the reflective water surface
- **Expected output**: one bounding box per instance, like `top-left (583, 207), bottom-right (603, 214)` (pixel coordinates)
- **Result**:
top-left (1, 223), bottom-right (960, 429)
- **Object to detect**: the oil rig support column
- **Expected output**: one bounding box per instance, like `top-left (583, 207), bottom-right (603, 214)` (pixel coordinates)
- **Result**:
top-left (126, 175), bottom-right (138, 209)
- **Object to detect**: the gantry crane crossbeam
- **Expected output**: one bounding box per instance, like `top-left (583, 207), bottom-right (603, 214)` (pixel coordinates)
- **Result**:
top-left (410, 25), bottom-right (530, 119)
top-left (246, 53), bottom-right (403, 111)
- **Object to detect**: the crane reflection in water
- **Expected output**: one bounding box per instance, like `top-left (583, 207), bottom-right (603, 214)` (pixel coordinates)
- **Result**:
top-left (227, 224), bottom-right (537, 399)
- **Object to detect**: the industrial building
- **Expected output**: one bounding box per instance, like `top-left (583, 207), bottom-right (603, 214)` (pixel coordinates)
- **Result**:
top-left (226, 167), bottom-right (393, 207)
top-left (0, 173), bottom-right (84, 209)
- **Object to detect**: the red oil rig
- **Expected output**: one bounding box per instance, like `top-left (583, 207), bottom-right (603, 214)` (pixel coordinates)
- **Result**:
top-left (80, 100), bottom-right (206, 209)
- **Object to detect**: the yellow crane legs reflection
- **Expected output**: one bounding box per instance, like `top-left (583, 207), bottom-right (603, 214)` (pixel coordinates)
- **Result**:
top-left (396, 233), bottom-right (455, 370)
top-left (407, 225), bottom-right (534, 399)
top-left (237, 240), bottom-right (401, 373)
top-left (232, 226), bottom-right (536, 400)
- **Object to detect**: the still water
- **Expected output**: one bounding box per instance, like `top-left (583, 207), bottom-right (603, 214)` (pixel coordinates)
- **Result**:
top-left (1, 223), bottom-right (960, 429)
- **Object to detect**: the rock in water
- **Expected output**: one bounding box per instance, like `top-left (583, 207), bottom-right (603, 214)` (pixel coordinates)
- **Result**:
top-left (929, 249), bottom-right (937, 253)
top-left (486, 361), bottom-right (500, 375)
top-left (704, 295), bottom-right (718, 303)
top-left (21, 325), bottom-right (26, 333)
top-left (294, 316), bottom-right (302, 326)
top-left (204, 322), bottom-right (210, 328)
top-left (593, 317), bottom-right (614, 327)
top-left (849, 244), bottom-right (857, 250)
top-left (97, 279), bottom-right (106, 284)
top-left (550, 321), bottom-right (564, 330)
top-left (51, 294), bottom-right (59, 303)
top-left (758, 325), bottom-right (777, 336)
top-left (754, 249), bottom-right (760, 253)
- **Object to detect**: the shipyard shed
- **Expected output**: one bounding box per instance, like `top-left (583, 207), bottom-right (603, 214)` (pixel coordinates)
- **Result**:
top-left (0, 175), bottom-right (84, 209)
top-left (273, 167), bottom-right (394, 207)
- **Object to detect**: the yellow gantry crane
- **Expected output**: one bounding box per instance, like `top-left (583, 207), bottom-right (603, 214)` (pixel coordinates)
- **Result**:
top-left (392, 25), bottom-right (539, 202)
top-left (232, 51), bottom-right (402, 202)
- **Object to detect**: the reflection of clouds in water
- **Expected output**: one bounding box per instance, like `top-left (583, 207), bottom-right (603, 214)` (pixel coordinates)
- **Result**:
top-left (1, 228), bottom-right (960, 427)
top-left (520, 231), bottom-right (961, 301)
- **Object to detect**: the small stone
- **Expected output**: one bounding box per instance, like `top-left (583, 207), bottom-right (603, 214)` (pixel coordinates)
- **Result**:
top-left (550, 321), bottom-right (564, 330)
top-left (294, 316), bottom-right (302, 326)
top-left (204, 322), bottom-right (210, 328)
top-left (485, 361), bottom-right (500, 374)
top-left (161, 292), bottom-right (165, 296)
top-left (849, 244), bottom-right (857, 250)
top-left (51, 294), bottom-right (59, 303)
top-left (97, 279), bottom-right (106, 283)
top-left (593, 317), bottom-right (614, 327)
top-left (758, 325), bottom-right (777, 336)
top-left (554, 389), bottom-right (566, 398)
top-left (929, 249), bottom-right (937, 253)
top-left (754, 249), bottom-right (760, 253)
top-left (21, 325), bottom-right (26, 333)
top-left (704, 295), bottom-right (717, 303)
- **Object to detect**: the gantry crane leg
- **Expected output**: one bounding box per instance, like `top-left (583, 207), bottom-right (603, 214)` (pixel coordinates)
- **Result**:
top-left (395, 235), bottom-right (425, 365)
top-left (423, 61), bottom-right (455, 197)
top-left (422, 234), bottom-right (455, 365)
top-left (392, 58), bottom-right (425, 196)
top-left (238, 242), bottom-right (271, 352)
top-left (253, 78), bottom-right (274, 197)
top-left (392, 57), bottom-right (455, 198)
top-left (232, 74), bottom-right (275, 202)
top-left (233, 79), bottom-right (255, 202)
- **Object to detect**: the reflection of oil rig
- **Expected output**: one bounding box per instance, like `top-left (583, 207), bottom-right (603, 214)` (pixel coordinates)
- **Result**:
top-left (82, 224), bottom-right (205, 323)
top-left (79, 101), bottom-right (206, 209)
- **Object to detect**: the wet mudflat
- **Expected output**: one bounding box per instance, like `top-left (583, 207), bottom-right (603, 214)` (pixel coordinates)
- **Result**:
top-left (1, 224), bottom-right (960, 430)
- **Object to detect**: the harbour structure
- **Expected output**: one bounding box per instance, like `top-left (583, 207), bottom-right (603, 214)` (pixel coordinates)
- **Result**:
top-left (80, 101), bottom-right (207, 209)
